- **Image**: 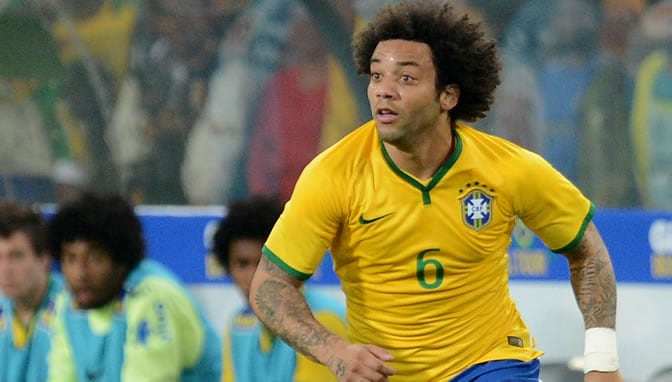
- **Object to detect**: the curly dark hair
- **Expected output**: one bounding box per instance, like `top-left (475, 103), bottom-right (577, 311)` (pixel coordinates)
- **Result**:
top-left (48, 192), bottom-right (145, 269)
top-left (0, 202), bottom-right (48, 256)
top-left (212, 196), bottom-right (283, 271)
top-left (352, 0), bottom-right (501, 122)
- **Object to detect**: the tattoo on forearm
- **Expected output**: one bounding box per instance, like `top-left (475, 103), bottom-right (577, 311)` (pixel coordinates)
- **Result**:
top-left (567, 224), bottom-right (618, 328)
top-left (261, 255), bottom-right (288, 276)
top-left (253, 256), bottom-right (340, 362)
top-left (291, 317), bottom-right (333, 348)
top-left (254, 279), bottom-right (288, 322)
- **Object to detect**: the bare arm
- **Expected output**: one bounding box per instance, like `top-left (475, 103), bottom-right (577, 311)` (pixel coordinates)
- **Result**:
top-left (562, 221), bottom-right (617, 329)
top-left (249, 256), bottom-right (345, 367)
top-left (249, 255), bottom-right (395, 381)
top-left (562, 221), bottom-right (624, 381)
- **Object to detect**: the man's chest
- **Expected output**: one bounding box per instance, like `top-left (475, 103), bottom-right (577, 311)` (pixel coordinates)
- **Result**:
top-left (337, 173), bottom-right (515, 271)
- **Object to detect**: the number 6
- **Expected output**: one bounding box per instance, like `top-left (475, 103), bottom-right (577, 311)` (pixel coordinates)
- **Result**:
top-left (416, 249), bottom-right (444, 289)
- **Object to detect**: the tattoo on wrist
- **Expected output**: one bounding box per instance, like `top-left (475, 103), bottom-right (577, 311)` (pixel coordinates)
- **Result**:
top-left (328, 356), bottom-right (346, 377)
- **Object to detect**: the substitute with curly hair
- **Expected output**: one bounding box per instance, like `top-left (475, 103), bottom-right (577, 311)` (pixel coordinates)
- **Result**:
top-left (46, 192), bottom-right (222, 382)
top-left (248, 1), bottom-right (623, 381)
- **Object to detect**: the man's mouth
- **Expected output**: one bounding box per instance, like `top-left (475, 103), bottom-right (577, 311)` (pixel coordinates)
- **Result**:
top-left (376, 108), bottom-right (398, 123)
top-left (73, 287), bottom-right (95, 304)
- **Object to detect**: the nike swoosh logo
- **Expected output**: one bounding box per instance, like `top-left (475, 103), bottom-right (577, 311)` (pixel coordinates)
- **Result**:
top-left (359, 213), bottom-right (393, 224)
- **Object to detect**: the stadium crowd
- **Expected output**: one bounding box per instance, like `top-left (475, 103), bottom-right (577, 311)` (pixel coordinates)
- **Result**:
top-left (1, 0), bottom-right (670, 210)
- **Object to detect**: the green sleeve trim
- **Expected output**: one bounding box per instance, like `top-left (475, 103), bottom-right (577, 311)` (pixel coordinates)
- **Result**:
top-left (262, 246), bottom-right (312, 280)
top-left (552, 203), bottom-right (596, 254)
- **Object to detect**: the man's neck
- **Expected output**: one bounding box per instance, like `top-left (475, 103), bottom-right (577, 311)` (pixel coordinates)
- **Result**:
top-left (14, 275), bottom-right (49, 327)
top-left (383, 123), bottom-right (455, 181)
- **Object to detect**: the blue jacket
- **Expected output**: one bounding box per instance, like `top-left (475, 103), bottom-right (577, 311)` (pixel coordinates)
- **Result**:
top-left (0, 273), bottom-right (64, 382)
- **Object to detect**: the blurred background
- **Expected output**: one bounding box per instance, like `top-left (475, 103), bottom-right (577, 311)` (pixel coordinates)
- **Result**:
top-left (1, 0), bottom-right (671, 210)
top-left (1, 1), bottom-right (672, 381)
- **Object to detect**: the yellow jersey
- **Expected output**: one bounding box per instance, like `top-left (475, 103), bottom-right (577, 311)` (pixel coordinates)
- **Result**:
top-left (264, 120), bottom-right (593, 380)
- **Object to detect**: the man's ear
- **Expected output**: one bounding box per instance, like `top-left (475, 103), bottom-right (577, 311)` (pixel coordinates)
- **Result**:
top-left (440, 84), bottom-right (460, 111)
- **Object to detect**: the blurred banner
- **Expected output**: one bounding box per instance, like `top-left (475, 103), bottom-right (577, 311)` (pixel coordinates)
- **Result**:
top-left (137, 208), bottom-right (672, 284)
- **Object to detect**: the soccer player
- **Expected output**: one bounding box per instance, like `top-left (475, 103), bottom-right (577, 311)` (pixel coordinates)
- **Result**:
top-left (46, 192), bottom-right (222, 381)
top-left (247, 1), bottom-right (624, 381)
top-left (212, 196), bottom-right (347, 382)
top-left (0, 202), bottom-right (64, 382)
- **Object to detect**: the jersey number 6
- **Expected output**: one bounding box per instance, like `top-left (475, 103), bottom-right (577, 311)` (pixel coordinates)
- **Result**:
top-left (416, 249), bottom-right (444, 289)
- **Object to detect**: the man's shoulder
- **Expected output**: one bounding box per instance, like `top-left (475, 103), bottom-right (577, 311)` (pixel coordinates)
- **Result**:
top-left (125, 260), bottom-right (187, 296)
top-left (457, 122), bottom-right (541, 162)
top-left (127, 275), bottom-right (184, 302)
top-left (303, 121), bottom-right (377, 178)
top-left (313, 121), bottom-right (375, 161)
top-left (122, 277), bottom-right (198, 330)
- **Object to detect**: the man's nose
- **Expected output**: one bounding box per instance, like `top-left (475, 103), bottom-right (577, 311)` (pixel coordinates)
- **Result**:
top-left (373, 79), bottom-right (398, 99)
top-left (68, 260), bottom-right (89, 282)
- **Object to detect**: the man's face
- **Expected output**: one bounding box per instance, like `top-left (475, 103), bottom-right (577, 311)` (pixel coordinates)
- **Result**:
top-left (367, 39), bottom-right (450, 147)
top-left (0, 232), bottom-right (49, 302)
top-left (228, 239), bottom-right (263, 301)
top-left (60, 240), bottom-right (128, 309)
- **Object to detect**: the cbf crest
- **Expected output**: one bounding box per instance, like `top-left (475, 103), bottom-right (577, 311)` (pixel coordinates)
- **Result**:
top-left (460, 188), bottom-right (494, 231)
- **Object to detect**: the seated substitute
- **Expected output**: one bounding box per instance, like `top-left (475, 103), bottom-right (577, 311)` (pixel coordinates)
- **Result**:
top-left (0, 202), bottom-right (64, 382)
top-left (46, 192), bottom-right (222, 382)
top-left (212, 196), bottom-right (347, 382)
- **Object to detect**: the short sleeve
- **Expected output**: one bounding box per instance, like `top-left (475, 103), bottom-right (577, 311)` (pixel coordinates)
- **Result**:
top-left (264, 157), bottom-right (347, 278)
top-left (514, 150), bottom-right (593, 252)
